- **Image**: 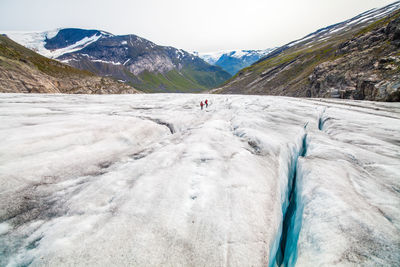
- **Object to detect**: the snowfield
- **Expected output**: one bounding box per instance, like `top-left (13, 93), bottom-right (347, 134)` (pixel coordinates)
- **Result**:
top-left (2, 30), bottom-right (103, 59)
top-left (0, 94), bottom-right (399, 266)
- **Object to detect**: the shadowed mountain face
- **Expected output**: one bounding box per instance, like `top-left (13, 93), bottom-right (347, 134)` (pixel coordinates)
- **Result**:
top-left (5, 29), bottom-right (231, 93)
top-left (216, 1), bottom-right (400, 101)
top-left (0, 35), bottom-right (139, 94)
top-left (44, 29), bottom-right (104, 50)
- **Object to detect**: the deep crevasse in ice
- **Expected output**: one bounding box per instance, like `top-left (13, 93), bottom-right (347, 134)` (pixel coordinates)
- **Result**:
top-left (0, 94), bottom-right (399, 266)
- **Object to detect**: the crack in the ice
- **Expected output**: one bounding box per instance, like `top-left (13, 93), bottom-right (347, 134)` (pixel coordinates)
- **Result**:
top-left (247, 140), bottom-right (262, 155)
top-left (275, 133), bottom-right (308, 267)
top-left (98, 161), bottom-right (113, 169)
top-left (318, 117), bottom-right (324, 131)
top-left (229, 119), bottom-right (264, 156)
top-left (138, 116), bottom-right (175, 134)
top-left (318, 107), bottom-right (327, 131)
top-left (130, 106), bottom-right (161, 110)
top-left (26, 235), bottom-right (43, 250)
top-left (319, 117), bottom-right (334, 131)
top-left (128, 148), bottom-right (154, 160)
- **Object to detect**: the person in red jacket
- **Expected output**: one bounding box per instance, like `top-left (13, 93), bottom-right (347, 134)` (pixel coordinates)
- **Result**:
top-left (200, 101), bottom-right (204, 110)
top-left (205, 99), bottom-right (208, 108)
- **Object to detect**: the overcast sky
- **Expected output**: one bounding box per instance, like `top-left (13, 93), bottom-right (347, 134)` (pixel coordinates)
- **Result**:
top-left (0, 0), bottom-right (396, 52)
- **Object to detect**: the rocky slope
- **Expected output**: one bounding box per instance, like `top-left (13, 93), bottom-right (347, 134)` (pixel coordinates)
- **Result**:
top-left (195, 49), bottom-right (275, 75)
top-left (215, 1), bottom-right (400, 101)
top-left (4, 29), bottom-right (231, 93)
top-left (0, 35), bottom-right (139, 94)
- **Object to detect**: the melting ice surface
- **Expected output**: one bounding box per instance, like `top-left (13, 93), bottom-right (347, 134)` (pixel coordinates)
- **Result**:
top-left (0, 94), bottom-right (399, 266)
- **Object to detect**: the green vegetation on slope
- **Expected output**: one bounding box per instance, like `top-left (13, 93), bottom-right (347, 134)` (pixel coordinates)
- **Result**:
top-left (132, 66), bottom-right (230, 93)
top-left (136, 69), bottom-right (206, 93)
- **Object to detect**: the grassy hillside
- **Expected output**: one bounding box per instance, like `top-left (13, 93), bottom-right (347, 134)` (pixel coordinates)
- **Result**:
top-left (132, 66), bottom-right (230, 93)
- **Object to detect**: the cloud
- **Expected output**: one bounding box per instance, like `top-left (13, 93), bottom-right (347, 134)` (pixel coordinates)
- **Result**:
top-left (0, 0), bottom-right (395, 52)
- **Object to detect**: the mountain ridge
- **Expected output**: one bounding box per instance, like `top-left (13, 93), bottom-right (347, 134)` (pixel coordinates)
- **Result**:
top-left (195, 49), bottom-right (275, 75)
top-left (4, 29), bottom-right (231, 93)
top-left (0, 34), bottom-right (139, 94)
top-left (215, 1), bottom-right (400, 101)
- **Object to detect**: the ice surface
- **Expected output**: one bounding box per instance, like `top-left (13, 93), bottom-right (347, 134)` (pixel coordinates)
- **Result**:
top-left (0, 223), bottom-right (10, 235)
top-left (0, 94), bottom-right (399, 266)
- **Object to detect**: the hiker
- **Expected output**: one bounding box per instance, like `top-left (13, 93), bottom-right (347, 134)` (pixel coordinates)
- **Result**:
top-left (205, 99), bottom-right (208, 108)
top-left (200, 101), bottom-right (204, 110)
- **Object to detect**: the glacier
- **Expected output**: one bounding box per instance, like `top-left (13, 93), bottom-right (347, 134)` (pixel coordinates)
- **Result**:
top-left (0, 94), bottom-right (399, 266)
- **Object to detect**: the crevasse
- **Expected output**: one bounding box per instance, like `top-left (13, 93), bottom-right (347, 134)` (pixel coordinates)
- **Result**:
top-left (269, 133), bottom-right (307, 267)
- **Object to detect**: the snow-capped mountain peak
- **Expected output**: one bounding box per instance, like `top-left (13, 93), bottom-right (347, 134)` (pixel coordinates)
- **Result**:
top-left (196, 48), bottom-right (276, 75)
top-left (2, 28), bottom-right (231, 93)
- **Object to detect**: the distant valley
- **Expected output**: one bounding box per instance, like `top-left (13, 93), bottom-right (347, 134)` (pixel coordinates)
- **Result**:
top-left (195, 49), bottom-right (275, 75)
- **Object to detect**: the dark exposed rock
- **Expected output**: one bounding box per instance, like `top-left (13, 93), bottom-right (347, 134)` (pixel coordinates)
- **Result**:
top-left (307, 18), bottom-right (400, 101)
top-left (45, 28), bottom-right (104, 50)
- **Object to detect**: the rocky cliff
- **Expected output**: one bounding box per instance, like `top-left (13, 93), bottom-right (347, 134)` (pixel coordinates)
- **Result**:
top-left (216, 2), bottom-right (400, 101)
top-left (0, 35), bottom-right (139, 94)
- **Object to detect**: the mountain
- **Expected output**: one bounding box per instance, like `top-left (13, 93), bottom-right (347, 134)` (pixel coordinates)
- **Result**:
top-left (195, 49), bottom-right (275, 75)
top-left (215, 1), bottom-right (400, 101)
top-left (4, 29), bottom-right (231, 93)
top-left (0, 34), bottom-right (139, 94)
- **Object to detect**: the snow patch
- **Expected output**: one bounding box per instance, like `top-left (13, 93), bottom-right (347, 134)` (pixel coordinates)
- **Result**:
top-left (330, 25), bottom-right (347, 34)
top-left (123, 58), bottom-right (131, 65)
top-left (91, 59), bottom-right (121, 65)
top-left (288, 34), bottom-right (316, 47)
top-left (45, 28), bottom-right (61, 39)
